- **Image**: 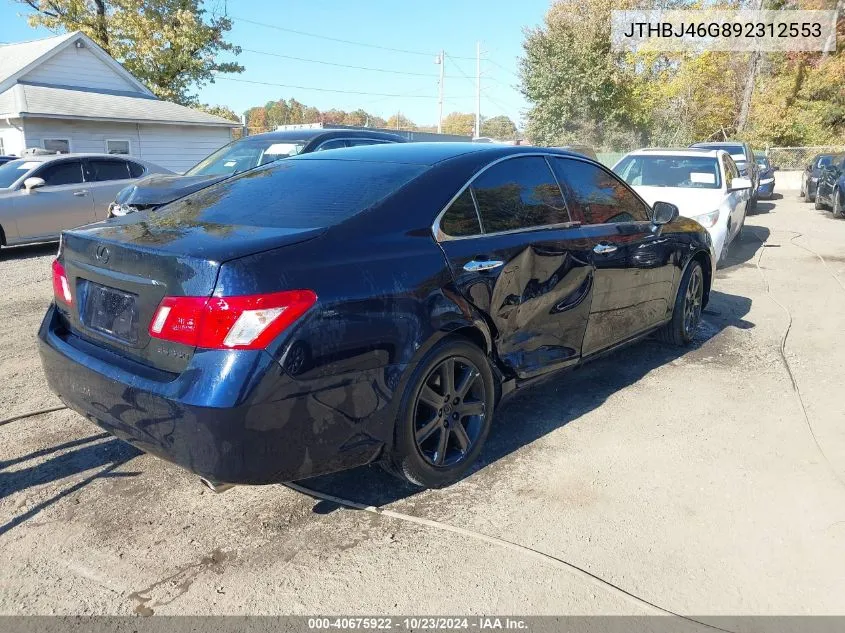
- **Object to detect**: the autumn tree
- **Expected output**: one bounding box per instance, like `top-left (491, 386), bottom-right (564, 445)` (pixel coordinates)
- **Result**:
top-left (16, 0), bottom-right (244, 105)
top-left (442, 112), bottom-right (475, 136)
top-left (480, 115), bottom-right (518, 140)
top-left (384, 113), bottom-right (417, 130)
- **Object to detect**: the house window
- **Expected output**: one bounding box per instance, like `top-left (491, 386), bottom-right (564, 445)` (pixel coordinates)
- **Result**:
top-left (43, 138), bottom-right (71, 153)
top-left (106, 139), bottom-right (131, 155)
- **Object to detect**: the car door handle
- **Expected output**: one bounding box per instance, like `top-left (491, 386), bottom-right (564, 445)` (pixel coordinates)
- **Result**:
top-left (593, 243), bottom-right (617, 255)
top-left (464, 259), bottom-right (504, 272)
top-left (73, 190), bottom-right (89, 196)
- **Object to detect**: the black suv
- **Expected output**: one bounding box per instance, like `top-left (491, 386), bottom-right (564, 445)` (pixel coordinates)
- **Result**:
top-left (109, 128), bottom-right (405, 217)
top-left (690, 141), bottom-right (760, 210)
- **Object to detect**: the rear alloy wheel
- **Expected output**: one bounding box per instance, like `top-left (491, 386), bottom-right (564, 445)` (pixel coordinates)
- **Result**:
top-left (657, 260), bottom-right (704, 347)
top-left (833, 190), bottom-right (844, 219)
top-left (387, 339), bottom-right (495, 488)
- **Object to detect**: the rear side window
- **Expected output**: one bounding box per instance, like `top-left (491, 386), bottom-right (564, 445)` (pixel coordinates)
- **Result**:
top-left (551, 157), bottom-right (650, 224)
top-left (88, 159), bottom-right (131, 181)
top-left (347, 139), bottom-right (389, 146)
top-left (314, 139), bottom-right (347, 151)
top-left (156, 159), bottom-right (428, 229)
top-left (128, 162), bottom-right (145, 178)
top-left (441, 189), bottom-right (481, 236)
top-left (471, 156), bottom-right (569, 233)
top-left (37, 160), bottom-right (84, 186)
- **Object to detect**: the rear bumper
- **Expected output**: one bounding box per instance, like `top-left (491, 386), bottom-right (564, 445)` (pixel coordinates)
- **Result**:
top-left (38, 305), bottom-right (385, 484)
top-left (757, 178), bottom-right (775, 198)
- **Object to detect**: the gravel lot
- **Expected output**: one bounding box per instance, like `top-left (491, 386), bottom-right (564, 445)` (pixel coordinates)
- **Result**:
top-left (1, 193), bottom-right (844, 617)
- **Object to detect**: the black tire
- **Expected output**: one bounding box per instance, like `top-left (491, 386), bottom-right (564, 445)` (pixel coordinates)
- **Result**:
top-left (657, 260), bottom-right (704, 347)
top-left (799, 180), bottom-right (806, 198)
top-left (386, 338), bottom-right (495, 488)
top-left (815, 195), bottom-right (827, 210)
top-left (747, 194), bottom-right (757, 213)
top-left (833, 189), bottom-right (843, 219)
top-left (808, 188), bottom-right (816, 203)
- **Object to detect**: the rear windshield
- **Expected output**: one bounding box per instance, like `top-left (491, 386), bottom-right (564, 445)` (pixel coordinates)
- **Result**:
top-left (155, 159), bottom-right (428, 229)
top-left (695, 144), bottom-right (746, 161)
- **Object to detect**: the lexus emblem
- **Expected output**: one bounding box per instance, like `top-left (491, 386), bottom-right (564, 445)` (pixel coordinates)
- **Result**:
top-left (95, 244), bottom-right (111, 264)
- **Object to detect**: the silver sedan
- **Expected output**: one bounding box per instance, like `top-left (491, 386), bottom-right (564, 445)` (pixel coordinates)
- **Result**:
top-left (0, 154), bottom-right (171, 248)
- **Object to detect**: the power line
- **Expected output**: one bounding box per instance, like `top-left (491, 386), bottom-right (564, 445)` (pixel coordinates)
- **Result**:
top-left (487, 57), bottom-right (520, 79)
top-left (223, 13), bottom-right (476, 60)
top-left (213, 75), bottom-right (474, 98)
top-left (239, 47), bottom-right (484, 80)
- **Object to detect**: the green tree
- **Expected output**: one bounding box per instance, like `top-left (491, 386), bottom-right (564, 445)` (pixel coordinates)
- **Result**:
top-left (16, 0), bottom-right (244, 105)
top-left (193, 103), bottom-right (239, 122)
top-left (480, 115), bottom-right (518, 140)
top-left (442, 112), bottom-right (475, 136)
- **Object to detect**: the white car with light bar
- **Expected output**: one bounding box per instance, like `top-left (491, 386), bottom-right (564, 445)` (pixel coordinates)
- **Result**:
top-left (614, 148), bottom-right (751, 266)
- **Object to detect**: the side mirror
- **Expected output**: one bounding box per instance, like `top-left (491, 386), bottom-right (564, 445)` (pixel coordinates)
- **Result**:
top-left (652, 201), bottom-right (679, 225)
top-left (730, 177), bottom-right (752, 191)
top-left (23, 177), bottom-right (46, 192)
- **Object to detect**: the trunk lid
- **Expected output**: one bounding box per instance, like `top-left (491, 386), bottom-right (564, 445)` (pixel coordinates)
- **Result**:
top-left (59, 218), bottom-right (325, 373)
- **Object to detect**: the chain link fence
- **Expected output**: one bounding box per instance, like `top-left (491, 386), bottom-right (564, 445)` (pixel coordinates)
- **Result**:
top-left (765, 146), bottom-right (845, 170)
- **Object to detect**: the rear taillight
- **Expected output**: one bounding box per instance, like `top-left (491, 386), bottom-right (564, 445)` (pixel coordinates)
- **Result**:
top-left (52, 259), bottom-right (73, 306)
top-left (148, 290), bottom-right (317, 350)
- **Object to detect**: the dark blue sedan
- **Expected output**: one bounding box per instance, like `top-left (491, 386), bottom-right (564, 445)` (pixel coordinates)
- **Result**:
top-left (39, 143), bottom-right (714, 489)
top-left (754, 153), bottom-right (776, 199)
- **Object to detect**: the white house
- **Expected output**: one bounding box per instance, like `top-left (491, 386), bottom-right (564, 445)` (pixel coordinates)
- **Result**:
top-left (0, 31), bottom-right (239, 173)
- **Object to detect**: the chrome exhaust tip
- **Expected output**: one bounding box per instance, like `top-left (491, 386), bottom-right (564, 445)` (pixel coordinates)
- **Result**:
top-left (200, 477), bottom-right (235, 494)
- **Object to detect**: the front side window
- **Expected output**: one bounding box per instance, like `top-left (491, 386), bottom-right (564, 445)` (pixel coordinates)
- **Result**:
top-left (552, 157), bottom-right (650, 225)
top-left (43, 139), bottom-right (70, 153)
top-left (721, 155), bottom-right (737, 189)
top-left (88, 159), bottom-right (131, 182)
top-left (185, 138), bottom-right (307, 177)
top-left (470, 156), bottom-right (569, 233)
top-left (36, 160), bottom-right (84, 186)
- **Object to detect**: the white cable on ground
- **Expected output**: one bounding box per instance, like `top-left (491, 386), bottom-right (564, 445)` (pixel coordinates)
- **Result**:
top-left (749, 229), bottom-right (845, 489)
top-left (0, 405), bottom-right (66, 427)
top-left (287, 483), bottom-right (733, 632)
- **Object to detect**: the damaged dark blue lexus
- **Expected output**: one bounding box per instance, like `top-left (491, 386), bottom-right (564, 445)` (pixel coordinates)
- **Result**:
top-left (39, 143), bottom-right (714, 489)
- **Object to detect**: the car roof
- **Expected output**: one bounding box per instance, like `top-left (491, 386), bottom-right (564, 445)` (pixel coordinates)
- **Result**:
top-left (691, 141), bottom-right (746, 147)
top-left (242, 128), bottom-right (406, 143)
top-left (291, 142), bottom-right (584, 166)
top-left (627, 148), bottom-right (722, 158)
top-left (6, 153), bottom-right (148, 163)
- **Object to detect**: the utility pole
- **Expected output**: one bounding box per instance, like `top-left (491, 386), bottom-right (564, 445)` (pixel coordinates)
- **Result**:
top-left (436, 51), bottom-right (445, 134)
top-left (475, 41), bottom-right (481, 139)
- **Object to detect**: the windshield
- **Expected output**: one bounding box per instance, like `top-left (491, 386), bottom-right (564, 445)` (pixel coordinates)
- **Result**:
top-left (0, 159), bottom-right (39, 188)
top-left (816, 155), bottom-right (833, 168)
top-left (185, 138), bottom-right (307, 177)
top-left (616, 155), bottom-right (722, 189)
top-left (755, 156), bottom-right (770, 168)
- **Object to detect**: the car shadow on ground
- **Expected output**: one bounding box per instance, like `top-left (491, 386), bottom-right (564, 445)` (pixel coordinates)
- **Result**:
top-left (717, 226), bottom-right (770, 274)
top-left (297, 287), bottom-right (755, 512)
top-left (0, 241), bottom-right (58, 261)
top-left (0, 435), bottom-right (141, 536)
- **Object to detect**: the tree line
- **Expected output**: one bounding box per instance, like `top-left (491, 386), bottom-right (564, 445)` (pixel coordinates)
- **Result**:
top-left (520, 0), bottom-right (845, 150)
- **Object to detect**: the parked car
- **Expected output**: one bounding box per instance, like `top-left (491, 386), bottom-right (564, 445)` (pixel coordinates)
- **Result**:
top-left (814, 153), bottom-right (845, 218)
top-left (0, 154), bottom-right (171, 249)
top-left (40, 143), bottom-right (714, 489)
top-left (554, 145), bottom-right (598, 160)
top-left (108, 128), bottom-right (406, 217)
top-left (689, 141), bottom-right (759, 210)
top-left (801, 153), bottom-right (836, 203)
top-left (0, 156), bottom-right (17, 166)
top-left (754, 152), bottom-right (777, 199)
top-left (614, 148), bottom-right (750, 266)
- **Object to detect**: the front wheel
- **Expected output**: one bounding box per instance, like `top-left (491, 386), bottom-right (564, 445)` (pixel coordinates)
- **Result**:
top-left (833, 189), bottom-right (843, 219)
top-left (386, 338), bottom-right (495, 488)
top-left (657, 260), bottom-right (704, 347)
top-left (815, 195), bottom-right (827, 210)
